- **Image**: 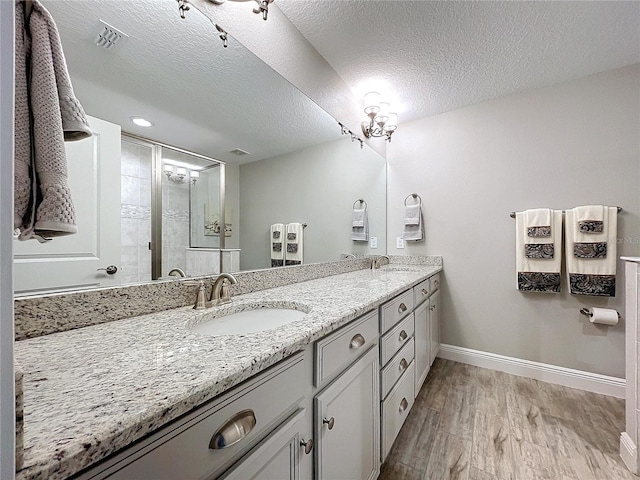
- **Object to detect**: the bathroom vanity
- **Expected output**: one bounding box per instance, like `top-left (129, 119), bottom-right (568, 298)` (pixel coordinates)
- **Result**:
top-left (14, 261), bottom-right (442, 480)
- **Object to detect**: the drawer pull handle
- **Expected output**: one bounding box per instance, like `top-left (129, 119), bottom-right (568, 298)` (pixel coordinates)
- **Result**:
top-left (398, 303), bottom-right (407, 314)
top-left (349, 333), bottom-right (366, 349)
top-left (399, 398), bottom-right (409, 413)
top-left (209, 409), bottom-right (256, 449)
top-left (399, 330), bottom-right (408, 342)
top-left (323, 416), bottom-right (335, 430)
top-left (421, 288), bottom-right (428, 296)
top-left (399, 358), bottom-right (408, 372)
top-left (434, 280), bottom-right (440, 288)
top-left (300, 438), bottom-right (313, 454)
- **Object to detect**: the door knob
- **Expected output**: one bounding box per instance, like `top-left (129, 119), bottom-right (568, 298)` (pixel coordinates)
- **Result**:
top-left (97, 265), bottom-right (118, 275)
top-left (323, 416), bottom-right (335, 430)
top-left (300, 438), bottom-right (313, 454)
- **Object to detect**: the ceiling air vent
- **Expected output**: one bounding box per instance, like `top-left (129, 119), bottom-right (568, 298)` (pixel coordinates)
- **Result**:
top-left (230, 148), bottom-right (250, 156)
top-left (95, 20), bottom-right (129, 50)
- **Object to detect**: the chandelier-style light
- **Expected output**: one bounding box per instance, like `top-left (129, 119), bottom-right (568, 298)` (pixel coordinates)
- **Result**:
top-left (163, 165), bottom-right (200, 185)
top-left (361, 92), bottom-right (398, 142)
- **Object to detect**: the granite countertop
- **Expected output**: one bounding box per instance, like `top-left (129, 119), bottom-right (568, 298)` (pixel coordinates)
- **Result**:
top-left (14, 265), bottom-right (441, 480)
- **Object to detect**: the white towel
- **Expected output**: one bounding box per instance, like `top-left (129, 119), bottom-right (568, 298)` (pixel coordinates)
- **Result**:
top-left (270, 223), bottom-right (284, 267)
top-left (566, 206), bottom-right (617, 296)
top-left (404, 204), bottom-right (423, 241)
top-left (14, 0), bottom-right (92, 242)
top-left (524, 208), bottom-right (552, 243)
top-left (285, 223), bottom-right (304, 265)
top-left (351, 208), bottom-right (368, 241)
top-left (515, 210), bottom-right (562, 293)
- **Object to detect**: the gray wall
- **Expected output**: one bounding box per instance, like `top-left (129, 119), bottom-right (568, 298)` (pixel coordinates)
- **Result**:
top-left (387, 64), bottom-right (640, 378)
top-left (239, 137), bottom-right (386, 270)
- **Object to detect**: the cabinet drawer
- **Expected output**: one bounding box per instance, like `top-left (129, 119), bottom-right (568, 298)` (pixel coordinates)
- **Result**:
top-left (431, 273), bottom-right (441, 292)
top-left (380, 313), bottom-right (414, 366)
top-left (87, 354), bottom-right (306, 480)
top-left (315, 310), bottom-right (379, 387)
top-left (380, 289), bottom-right (414, 333)
top-left (380, 338), bottom-right (414, 400)
top-left (413, 278), bottom-right (431, 306)
top-left (381, 362), bottom-right (415, 461)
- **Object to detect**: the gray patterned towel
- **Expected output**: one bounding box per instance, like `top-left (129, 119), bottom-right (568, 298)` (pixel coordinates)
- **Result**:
top-left (14, 0), bottom-right (92, 242)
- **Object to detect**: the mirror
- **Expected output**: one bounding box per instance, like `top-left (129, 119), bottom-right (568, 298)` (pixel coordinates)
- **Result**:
top-left (13, 0), bottom-right (386, 295)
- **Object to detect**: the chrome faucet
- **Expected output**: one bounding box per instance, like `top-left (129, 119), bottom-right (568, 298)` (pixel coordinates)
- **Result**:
top-left (371, 255), bottom-right (391, 269)
top-left (168, 268), bottom-right (186, 278)
top-left (210, 273), bottom-right (238, 306)
top-left (344, 253), bottom-right (356, 259)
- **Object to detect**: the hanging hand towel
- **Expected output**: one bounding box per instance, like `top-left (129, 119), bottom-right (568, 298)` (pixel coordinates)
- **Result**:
top-left (515, 209), bottom-right (562, 293)
top-left (565, 206), bottom-right (617, 296)
top-left (404, 204), bottom-right (423, 241)
top-left (14, 0), bottom-right (92, 242)
top-left (285, 223), bottom-right (304, 265)
top-left (351, 208), bottom-right (368, 241)
top-left (270, 223), bottom-right (284, 267)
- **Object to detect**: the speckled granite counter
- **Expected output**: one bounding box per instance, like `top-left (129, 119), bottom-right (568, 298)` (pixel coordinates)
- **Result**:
top-left (14, 264), bottom-right (441, 480)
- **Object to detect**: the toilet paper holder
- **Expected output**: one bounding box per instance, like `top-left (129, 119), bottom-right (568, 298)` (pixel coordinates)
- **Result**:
top-left (580, 307), bottom-right (620, 319)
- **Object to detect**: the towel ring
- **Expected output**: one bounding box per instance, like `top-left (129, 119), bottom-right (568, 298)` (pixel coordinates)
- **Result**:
top-left (353, 199), bottom-right (367, 210)
top-left (404, 193), bottom-right (422, 206)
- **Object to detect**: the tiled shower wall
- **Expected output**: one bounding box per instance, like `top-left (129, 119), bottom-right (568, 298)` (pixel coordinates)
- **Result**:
top-left (120, 140), bottom-right (152, 284)
top-left (162, 156), bottom-right (191, 276)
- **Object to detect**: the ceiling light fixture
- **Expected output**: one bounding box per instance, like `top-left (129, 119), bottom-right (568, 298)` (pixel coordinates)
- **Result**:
top-left (130, 116), bottom-right (154, 128)
top-left (361, 92), bottom-right (398, 142)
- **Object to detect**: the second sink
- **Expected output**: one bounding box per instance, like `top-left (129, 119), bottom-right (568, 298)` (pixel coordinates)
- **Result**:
top-left (187, 301), bottom-right (310, 336)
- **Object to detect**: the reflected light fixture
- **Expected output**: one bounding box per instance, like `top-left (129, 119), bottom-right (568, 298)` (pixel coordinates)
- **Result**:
top-left (361, 92), bottom-right (398, 142)
top-left (163, 164), bottom-right (200, 184)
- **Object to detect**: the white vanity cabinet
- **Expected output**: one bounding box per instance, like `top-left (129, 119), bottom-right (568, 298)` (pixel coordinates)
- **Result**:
top-left (314, 346), bottom-right (380, 480)
top-left (79, 353), bottom-right (311, 480)
top-left (378, 289), bottom-right (416, 461)
top-left (413, 273), bottom-right (441, 394)
top-left (312, 309), bottom-right (380, 480)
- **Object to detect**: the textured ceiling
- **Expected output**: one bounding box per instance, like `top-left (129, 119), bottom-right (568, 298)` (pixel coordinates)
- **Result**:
top-left (43, 0), bottom-right (340, 164)
top-left (277, 0), bottom-right (640, 123)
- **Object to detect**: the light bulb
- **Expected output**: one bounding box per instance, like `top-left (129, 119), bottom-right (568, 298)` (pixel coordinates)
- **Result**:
top-left (363, 92), bottom-right (380, 116)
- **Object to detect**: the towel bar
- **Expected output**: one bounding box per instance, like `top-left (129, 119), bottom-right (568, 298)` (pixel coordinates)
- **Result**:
top-left (509, 207), bottom-right (622, 218)
top-left (580, 307), bottom-right (620, 319)
top-left (404, 193), bottom-right (422, 206)
top-left (353, 199), bottom-right (367, 210)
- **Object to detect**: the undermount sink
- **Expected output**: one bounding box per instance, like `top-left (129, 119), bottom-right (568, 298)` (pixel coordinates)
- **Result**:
top-left (187, 302), bottom-right (310, 336)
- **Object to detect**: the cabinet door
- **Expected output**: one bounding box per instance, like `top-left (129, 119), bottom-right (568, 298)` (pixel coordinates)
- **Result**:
top-left (429, 290), bottom-right (440, 365)
top-left (414, 300), bottom-right (430, 394)
top-left (220, 409), bottom-right (308, 480)
top-left (314, 346), bottom-right (380, 480)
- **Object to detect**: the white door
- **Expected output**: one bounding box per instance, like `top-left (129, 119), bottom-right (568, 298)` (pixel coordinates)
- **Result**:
top-left (14, 116), bottom-right (121, 294)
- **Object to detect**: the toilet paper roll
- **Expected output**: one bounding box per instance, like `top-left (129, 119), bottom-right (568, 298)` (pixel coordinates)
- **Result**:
top-left (589, 307), bottom-right (619, 326)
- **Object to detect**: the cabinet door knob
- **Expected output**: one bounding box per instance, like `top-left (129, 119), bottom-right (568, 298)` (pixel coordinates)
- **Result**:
top-left (434, 280), bottom-right (440, 288)
top-left (398, 303), bottom-right (407, 314)
top-left (300, 438), bottom-right (313, 454)
top-left (209, 410), bottom-right (256, 449)
top-left (349, 333), bottom-right (365, 349)
top-left (399, 398), bottom-right (408, 413)
top-left (399, 358), bottom-right (408, 372)
top-left (430, 305), bottom-right (435, 311)
top-left (421, 288), bottom-right (428, 296)
top-left (323, 416), bottom-right (335, 430)
top-left (398, 330), bottom-right (408, 342)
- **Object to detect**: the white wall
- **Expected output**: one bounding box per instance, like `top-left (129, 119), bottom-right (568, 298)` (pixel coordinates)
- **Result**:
top-left (239, 137), bottom-right (386, 270)
top-left (387, 65), bottom-right (640, 378)
top-left (0, 1), bottom-right (15, 476)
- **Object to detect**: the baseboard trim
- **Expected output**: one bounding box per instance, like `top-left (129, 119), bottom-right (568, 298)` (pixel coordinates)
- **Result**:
top-left (437, 344), bottom-right (625, 398)
top-left (620, 432), bottom-right (638, 474)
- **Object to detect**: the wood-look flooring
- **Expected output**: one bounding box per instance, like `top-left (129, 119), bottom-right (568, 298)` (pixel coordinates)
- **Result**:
top-left (379, 358), bottom-right (637, 480)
